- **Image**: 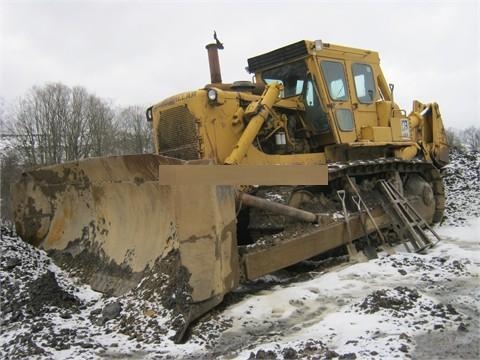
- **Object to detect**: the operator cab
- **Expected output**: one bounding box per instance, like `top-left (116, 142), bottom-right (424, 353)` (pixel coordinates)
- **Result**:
top-left (248, 40), bottom-right (386, 150)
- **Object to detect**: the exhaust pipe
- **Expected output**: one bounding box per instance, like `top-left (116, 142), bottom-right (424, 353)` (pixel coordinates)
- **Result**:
top-left (237, 192), bottom-right (318, 223)
top-left (206, 31), bottom-right (224, 84)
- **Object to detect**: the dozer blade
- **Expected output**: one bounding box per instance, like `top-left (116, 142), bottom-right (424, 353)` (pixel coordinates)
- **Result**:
top-left (11, 154), bottom-right (239, 342)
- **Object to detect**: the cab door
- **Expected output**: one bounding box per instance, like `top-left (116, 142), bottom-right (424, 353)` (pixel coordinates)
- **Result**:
top-left (318, 59), bottom-right (357, 144)
top-left (346, 62), bottom-right (379, 132)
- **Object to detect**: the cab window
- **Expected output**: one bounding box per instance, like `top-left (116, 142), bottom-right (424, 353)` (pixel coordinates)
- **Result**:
top-left (352, 63), bottom-right (375, 103)
top-left (304, 75), bottom-right (329, 133)
top-left (320, 61), bottom-right (349, 101)
top-left (263, 61), bottom-right (307, 98)
top-left (336, 109), bottom-right (354, 131)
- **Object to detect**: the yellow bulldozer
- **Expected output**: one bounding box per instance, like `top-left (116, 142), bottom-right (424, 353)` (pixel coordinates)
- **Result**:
top-left (11, 37), bottom-right (448, 342)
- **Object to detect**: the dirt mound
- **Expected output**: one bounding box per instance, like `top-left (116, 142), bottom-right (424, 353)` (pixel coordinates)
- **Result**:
top-left (358, 286), bottom-right (420, 314)
top-left (27, 270), bottom-right (79, 315)
top-left (0, 234), bottom-right (94, 357)
top-left (1, 231), bottom-right (80, 325)
top-left (247, 339), bottom-right (344, 360)
top-left (442, 148), bottom-right (480, 225)
top-left (105, 257), bottom-right (185, 345)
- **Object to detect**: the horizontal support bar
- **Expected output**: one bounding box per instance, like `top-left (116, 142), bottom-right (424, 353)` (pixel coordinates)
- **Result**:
top-left (242, 210), bottom-right (390, 280)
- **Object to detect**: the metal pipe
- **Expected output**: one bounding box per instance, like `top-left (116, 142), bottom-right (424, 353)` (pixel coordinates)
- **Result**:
top-left (237, 192), bottom-right (317, 223)
top-left (206, 43), bottom-right (222, 84)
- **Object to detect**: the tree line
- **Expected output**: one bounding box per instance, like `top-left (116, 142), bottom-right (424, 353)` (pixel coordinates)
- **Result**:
top-left (1, 83), bottom-right (153, 219)
top-left (445, 127), bottom-right (480, 151)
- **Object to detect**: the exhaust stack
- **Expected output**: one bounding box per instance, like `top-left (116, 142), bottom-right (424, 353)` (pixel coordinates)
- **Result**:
top-left (206, 31), bottom-right (224, 84)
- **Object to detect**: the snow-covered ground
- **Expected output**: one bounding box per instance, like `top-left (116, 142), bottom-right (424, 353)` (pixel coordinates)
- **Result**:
top-left (1, 149), bottom-right (479, 360)
top-left (210, 220), bottom-right (479, 360)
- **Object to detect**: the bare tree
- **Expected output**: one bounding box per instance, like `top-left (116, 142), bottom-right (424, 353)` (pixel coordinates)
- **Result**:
top-left (0, 97), bottom-right (5, 130)
top-left (64, 86), bottom-right (89, 161)
top-left (115, 106), bottom-right (152, 154)
top-left (85, 95), bottom-right (116, 157)
top-left (10, 83), bottom-right (123, 164)
top-left (41, 83), bottom-right (70, 164)
top-left (12, 83), bottom-right (72, 166)
top-left (445, 127), bottom-right (463, 149)
top-left (1, 149), bottom-right (22, 220)
top-left (13, 94), bottom-right (43, 166)
top-left (463, 127), bottom-right (480, 151)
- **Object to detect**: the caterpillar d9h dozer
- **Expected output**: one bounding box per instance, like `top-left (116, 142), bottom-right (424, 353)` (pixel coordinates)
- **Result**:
top-left (11, 37), bottom-right (449, 342)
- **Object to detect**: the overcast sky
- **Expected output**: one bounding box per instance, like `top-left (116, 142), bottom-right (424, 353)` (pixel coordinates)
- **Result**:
top-left (1, 0), bottom-right (479, 128)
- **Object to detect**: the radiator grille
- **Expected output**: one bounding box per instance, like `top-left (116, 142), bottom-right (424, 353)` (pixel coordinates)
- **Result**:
top-left (158, 106), bottom-right (200, 160)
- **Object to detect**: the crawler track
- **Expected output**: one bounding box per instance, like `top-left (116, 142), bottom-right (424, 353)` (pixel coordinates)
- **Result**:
top-left (324, 158), bottom-right (444, 223)
top-left (242, 158), bottom-right (445, 270)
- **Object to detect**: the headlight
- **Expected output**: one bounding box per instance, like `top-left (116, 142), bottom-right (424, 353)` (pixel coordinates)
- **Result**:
top-left (207, 88), bottom-right (217, 102)
top-left (145, 107), bottom-right (153, 122)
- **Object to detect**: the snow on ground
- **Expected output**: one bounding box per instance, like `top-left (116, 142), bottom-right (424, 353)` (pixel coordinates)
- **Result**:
top-left (1, 149), bottom-right (479, 359)
top-left (2, 218), bottom-right (478, 360)
top-left (206, 220), bottom-right (479, 360)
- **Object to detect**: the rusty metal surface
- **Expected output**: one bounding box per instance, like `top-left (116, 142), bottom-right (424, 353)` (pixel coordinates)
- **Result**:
top-left (12, 155), bottom-right (179, 245)
top-left (11, 155), bottom-right (182, 293)
top-left (206, 43), bottom-right (223, 84)
top-left (242, 210), bottom-right (390, 280)
top-left (11, 154), bottom-right (240, 343)
top-left (11, 154), bottom-right (239, 319)
top-left (238, 192), bottom-right (317, 223)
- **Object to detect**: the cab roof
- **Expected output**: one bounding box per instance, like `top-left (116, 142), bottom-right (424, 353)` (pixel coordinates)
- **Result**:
top-left (247, 40), bottom-right (380, 73)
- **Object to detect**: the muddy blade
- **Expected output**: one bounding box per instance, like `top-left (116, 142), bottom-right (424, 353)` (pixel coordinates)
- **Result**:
top-left (11, 154), bottom-right (180, 294)
top-left (11, 154), bottom-right (239, 342)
